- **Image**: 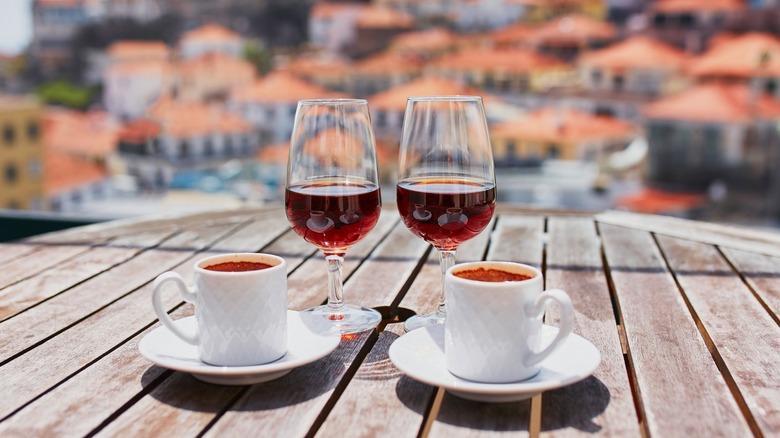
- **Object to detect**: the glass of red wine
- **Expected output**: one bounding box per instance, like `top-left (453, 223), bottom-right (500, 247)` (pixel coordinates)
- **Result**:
top-left (397, 96), bottom-right (496, 331)
top-left (285, 99), bottom-right (383, 334)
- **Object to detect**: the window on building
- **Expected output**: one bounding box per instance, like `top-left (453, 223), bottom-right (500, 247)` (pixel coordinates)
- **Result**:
top-left (548, 145), bottom-right (560, 158)
top-left (4, 124), bottom-right (15, 145)
top-left (679, 13), bottom-right (695, 26)
top-left (765, 79), bottom-right (777, 95)
top-left (27, 121), bottom-right (40, 141)
top-left (266, 108), bottom-right (275, 121)
top-left (7, 200), bottom-right (20, 209)
top-left (28, 159), bottom-right (42, 180)
top-left (653, 13), bottom-right (667, 27)
top-left (204, 138), bottom-right (214, 157)
top-left (613, 75), bottom-right (625, 92)
top-left (5, 163), bottom-right (18, 183)
top-left (375, 111), bottom-right (387, 128)
top-left (591, 69), bottom-right (603, 87)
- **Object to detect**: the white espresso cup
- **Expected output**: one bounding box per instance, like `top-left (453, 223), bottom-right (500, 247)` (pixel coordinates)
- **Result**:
top-left (445, 261), bottom-right (574, 383)
top-left (152, 253), bottom-right (288, 367)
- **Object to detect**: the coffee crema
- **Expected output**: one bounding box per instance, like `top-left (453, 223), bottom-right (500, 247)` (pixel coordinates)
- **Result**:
top-left (205, 261), bottom-right (273, 272)
top-left (454, 267), bottom-right (532, 282)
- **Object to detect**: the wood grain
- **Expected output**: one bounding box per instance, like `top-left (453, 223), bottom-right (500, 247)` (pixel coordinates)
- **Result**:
top-left (657, 235), bottom-right (780, 436)
top-left (0, 243), bottom-right (41, 264)
top-left (0, 306), bottom-right (192, 436)
top-left (0, 244), bottom-right (95, 290)
top-left (599, 223), bottom-right (752, 436)
top-left (0, 222), bottom-right (240, 364)
top-left (541, 217), bottom-right (639, 436)
top-left (203, 331), bottom-right (374, 437)
top-left (721, 247), bottom-right (780, 321)
top-left (0, 229), bottom-right (175, 322)
top-left (596, 210), bottom-right (780, 257)
top-left (316, 324), bottom-right (434, 437)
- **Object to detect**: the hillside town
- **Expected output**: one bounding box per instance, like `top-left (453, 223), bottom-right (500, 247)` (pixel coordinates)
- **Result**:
top-left (1, 0), bottom-right (780, 225)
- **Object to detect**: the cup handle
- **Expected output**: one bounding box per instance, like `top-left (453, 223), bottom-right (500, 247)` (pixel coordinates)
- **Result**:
top-left (524, 289), bottom-right (574, 367)
top-left (152, 271), bottom-right (199, 345)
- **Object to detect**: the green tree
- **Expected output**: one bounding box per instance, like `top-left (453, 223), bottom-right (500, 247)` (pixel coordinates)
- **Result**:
top-left (243, 40), bottom-right (273, 75)
top-left (37, 80), bottom-right (96, 110)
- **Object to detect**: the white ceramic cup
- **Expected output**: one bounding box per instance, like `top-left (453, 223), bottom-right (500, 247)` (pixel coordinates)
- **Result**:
top-left (152, 253), bottom-right (288, 367)
top-left (445, 261), bottom-right (574, 383)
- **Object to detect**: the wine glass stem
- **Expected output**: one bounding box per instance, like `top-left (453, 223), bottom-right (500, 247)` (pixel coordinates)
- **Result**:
top-left (326, 255), bottom-right (345, 310)
top-left (437, 249), bottom-right (456, 318)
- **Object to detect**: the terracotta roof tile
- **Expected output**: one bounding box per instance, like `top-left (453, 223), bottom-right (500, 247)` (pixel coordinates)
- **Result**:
top-left (367, 76), bottom-right (495, 111)
top-left (177, 52), bottom-right (255, 78)
top-left (529, 14), bottom-right (616, 46)
top-left (431, 47), bottom-right (565, 73)
top-left (688, 32), bottom-right (780, 78)
top-left (106, 59), bottom-right (173, 76)
top-left (616, 189), bottom-right (704, 214)
top-left (391, 28), bottom-right (459, 52)
top-left (643, 83), bottom-right (780, 122)
top-left (356, 6), bottom-right (414, 29)
top-left (491, 107), bottom-right (636, 143)
top-left (310, 2), bottom-right (364, 19)
top-left (106, 41), bottom-right (169, 59)
top-left (42, 109), bottom-right (119, 158)
top-left (353, 51), bottom-right (423, 74)
top-left (149, 101), bottom-right (253, 138)
top-left (579, 36), bottom-right (688, 71)
top-left (259, 136), bottom-right (393, 165)
top-left (485, 23), bottom-right (536, 47)
top-left (118, 119), bottom-right (161, 143)
top-left (279, 56), bottom-right (351, 77)
top-left (652, 0), bottom-right (744, 13)
top-left (231, 72), bottom-right (347, 103)
top-left (44, 148), bottom-right (107, 196)
top-left (181, 23), bottom-right (242, 43)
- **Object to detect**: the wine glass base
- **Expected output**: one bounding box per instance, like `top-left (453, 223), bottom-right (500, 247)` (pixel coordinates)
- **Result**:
top-left (403, 313), bottom-right (445, 332)
top-left (300, 304), bottom-right (382, 335)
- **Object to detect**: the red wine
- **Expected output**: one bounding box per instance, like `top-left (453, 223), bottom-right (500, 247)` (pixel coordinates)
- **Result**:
top-left (286, 180), bottom-right (381, 256)
top-left (397, 178), bottom-right (496, 251)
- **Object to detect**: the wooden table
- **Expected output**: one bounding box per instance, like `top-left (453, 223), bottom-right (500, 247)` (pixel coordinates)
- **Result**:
top-left (1, 205), bottom-right (778, 437)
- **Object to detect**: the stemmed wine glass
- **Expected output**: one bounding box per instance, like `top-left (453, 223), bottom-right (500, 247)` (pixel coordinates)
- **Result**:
top-left (285, 99), bottom-right (383, 334)
top-left (397, 96), bottom-right (496, 331)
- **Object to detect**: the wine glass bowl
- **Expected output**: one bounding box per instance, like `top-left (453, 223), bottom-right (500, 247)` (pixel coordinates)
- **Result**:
top-left (396, 96), bottom-right (496, 331)
top-left (285, 99), bottom-right (383, 334)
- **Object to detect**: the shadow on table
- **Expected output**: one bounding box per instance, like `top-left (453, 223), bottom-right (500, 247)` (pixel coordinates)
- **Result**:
top-left (541, 376), bottom-right (611, 433)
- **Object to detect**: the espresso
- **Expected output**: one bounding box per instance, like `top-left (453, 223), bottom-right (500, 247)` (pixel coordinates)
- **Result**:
top-left (454, 267), bottom-right (532, 282)
top-left (205, 261), bottom-right (273, 272)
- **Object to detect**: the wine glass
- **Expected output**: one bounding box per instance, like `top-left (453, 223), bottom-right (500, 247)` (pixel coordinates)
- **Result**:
top-left (397, 96), bottom-right (496, 331)
top-left (285, 99), bottom-right (383, 334)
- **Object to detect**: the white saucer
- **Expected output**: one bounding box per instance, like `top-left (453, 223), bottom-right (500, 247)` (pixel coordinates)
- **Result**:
top-left (388, 324), bottom-right (600, 403)
top-left (139, 310), bottom-right (341, 385)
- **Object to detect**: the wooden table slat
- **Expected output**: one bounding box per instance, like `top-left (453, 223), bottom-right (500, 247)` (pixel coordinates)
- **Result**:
top-left (316, 324), bottom-right (433, 437)
top-left (541, 217), bottom-right (640, 437)
top-left (721, 247), bottom-right (780, 323)
top-left (656, 235), bottom-right (780, 436)
top-left (599, 223), bottom-right (753, 437)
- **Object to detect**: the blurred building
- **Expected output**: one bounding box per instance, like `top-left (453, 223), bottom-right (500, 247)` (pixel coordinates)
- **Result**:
top-left (103, 59), bottom-right (174, 120)
top-left (427, 47), bottom-right (574, 94)
top-left (277, 55), bottom-right (351, 92)
top-left (31, 0), bottom-right (162, 76)
top-left (41, 108), bottom-right (120, 211)
top-left (347, 51), bottom-right (423, 97)
top-left (388, 27), bottom-right (460, 60)
top-left (687, 32), bottom-right (780, 97)
top-left (490, 107), bottom-right (637, 165)
top-left (174, 52), bottom-right (255, 102)
top-left (525, 13), bottom-right (618, 61)
top-left (521, 0), bottom-right (607, 23)
top-left (178, 23), bottom-right (244, 59)
top-left (644, 83), bottom-right (780, 195)
top-left (118, 101), bottom-right (257, 191)
top-left (0, 96), bottom-right (44, 210)
top-left (228, 72), bottom-right (346, 145)
top-left (367, 76), bottom-right (488, 141)
top-left (572, 35), bottom-right (689, 119)
top-left (377, 0), bottom-right (526, 30)
top-left (643, 0), bottom-right (746, 53)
